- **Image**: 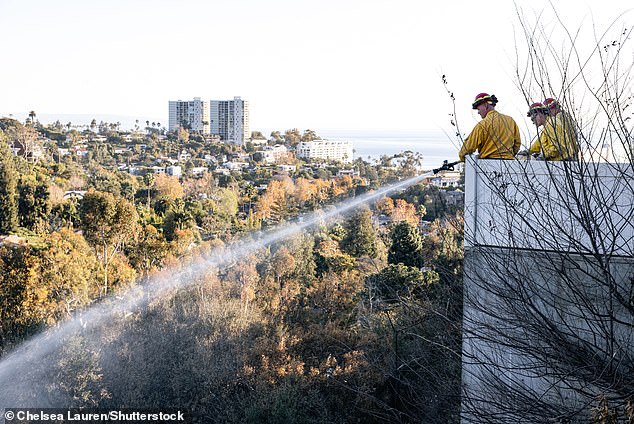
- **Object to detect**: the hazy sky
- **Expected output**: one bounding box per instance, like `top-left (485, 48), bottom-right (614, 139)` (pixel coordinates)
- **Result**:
top-left (0, 0), bottom-right (631, 133)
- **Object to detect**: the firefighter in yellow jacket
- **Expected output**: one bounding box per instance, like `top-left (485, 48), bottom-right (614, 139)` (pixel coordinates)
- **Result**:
top-left (459, 93), bottom-right (521, 162)
top-left (525, 99), bottom-right (579, 161)
top-left (543, 97), bottom-right (579, 160)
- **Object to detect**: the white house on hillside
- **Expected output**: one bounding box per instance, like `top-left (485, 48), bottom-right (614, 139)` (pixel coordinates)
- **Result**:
top-left (166, 165), bottom-right (182, 177)
top-left (257, 144), bottom-right (289, 164)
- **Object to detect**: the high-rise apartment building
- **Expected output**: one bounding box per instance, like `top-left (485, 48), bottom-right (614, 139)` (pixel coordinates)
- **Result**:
top-left (210, 97), bottom-right (250, 144)
top-left (168, 98), bottom-right (210, 135)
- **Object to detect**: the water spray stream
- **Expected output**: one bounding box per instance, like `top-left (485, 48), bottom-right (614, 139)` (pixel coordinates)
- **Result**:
top-left (0, 171), bottom-right (435, 406)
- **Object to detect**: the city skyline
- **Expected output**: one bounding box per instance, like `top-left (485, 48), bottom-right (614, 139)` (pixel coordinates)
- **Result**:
top-left (1, 0), bottom-right (632, 134)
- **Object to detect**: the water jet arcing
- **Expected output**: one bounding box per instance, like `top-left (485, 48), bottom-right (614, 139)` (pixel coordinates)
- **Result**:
top-left (0, 171), bottom-right (433, 407)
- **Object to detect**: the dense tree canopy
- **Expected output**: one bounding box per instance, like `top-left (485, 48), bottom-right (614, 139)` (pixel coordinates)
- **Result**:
top-left (0, 130), bottom-right (18, 233)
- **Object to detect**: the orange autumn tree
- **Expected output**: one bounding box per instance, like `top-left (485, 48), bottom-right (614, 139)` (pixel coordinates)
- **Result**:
top-left (153, 173), bottom-right (184, 201)
top-left (293, 178), bottom-right (318, 208)
top-left (377, 197), bottom-right (419, 226)
top-left (256, 178), bottom-right (295, 224)
top-left (391, 199), bottom-right (419, 226)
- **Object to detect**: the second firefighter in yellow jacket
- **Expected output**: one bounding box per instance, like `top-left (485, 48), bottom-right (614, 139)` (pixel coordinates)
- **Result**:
top-left (527, 98), bottom-right (579, 161)
top-left (459, 93), bottom-right (521, 162)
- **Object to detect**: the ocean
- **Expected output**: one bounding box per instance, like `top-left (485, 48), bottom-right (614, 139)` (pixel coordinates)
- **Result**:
top-left (319, 128), bottom-right (462, 170)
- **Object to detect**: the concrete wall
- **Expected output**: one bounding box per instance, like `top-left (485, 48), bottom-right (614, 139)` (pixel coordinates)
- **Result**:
top-left (461, 157), bottom-right (634, 423)
top-left (464, 157), bottom-right (633, 255)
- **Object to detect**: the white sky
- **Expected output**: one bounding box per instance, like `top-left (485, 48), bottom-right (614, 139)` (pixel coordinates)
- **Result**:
top-left (0, 0), bottom-right (632, 134)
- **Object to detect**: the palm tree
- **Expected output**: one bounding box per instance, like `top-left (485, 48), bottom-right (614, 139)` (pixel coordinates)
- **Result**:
top-left (28, 110), bottom-right (36, 126)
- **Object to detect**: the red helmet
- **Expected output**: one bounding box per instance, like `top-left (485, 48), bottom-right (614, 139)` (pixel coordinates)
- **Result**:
top-left (543, 97), bottom-right (559, 109)
top-left (527, 102), bottom-right (548, 117)
top-left (472, 93), bottom-right (498, 109)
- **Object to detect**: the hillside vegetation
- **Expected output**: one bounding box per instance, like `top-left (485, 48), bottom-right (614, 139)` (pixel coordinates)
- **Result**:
top-left (0, 120), bottom-right (464, 422)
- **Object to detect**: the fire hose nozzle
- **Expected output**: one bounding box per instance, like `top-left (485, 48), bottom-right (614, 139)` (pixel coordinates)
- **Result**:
top-left (433, 160), bottom-right (460, 174)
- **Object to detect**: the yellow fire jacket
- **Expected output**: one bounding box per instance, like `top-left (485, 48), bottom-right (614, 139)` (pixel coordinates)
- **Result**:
top-left (528, 113), bottom-right (579, 160)
top-left (459, 110), bottom-right (521, 161)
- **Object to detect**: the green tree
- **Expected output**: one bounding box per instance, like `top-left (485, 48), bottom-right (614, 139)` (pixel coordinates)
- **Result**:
top-left (79, 191), bottom-right (138, 296)
top-left (388, 221), bottom-right (424, 268)
top-left (366, 263), bottom-right (436, 303)
top-left (27, 110), bottom-right (36, 126)
top-left (341, 206), bottom-right (380, 258)
top-left (143, 173), bottom-right (155, 208)
top-left (0, 130), bottom-right (18, 233)
top-left (283, 128), bottom-right (301, 146)
top-left (278, 232), bottom-right (316, 285)
top-left (0, 229), bottom-right (99, 350)
top-left (416, 186), bottom-right (447, 221)
top-left (88, 166), bottom-right (122, 196)
top-left (37, 229), bottom-right (99, 319)
top-left (314, 238), bottom-right (356, 276)
top-left (162, 199), bottom-right (195, 242)
top-left (0, 245), bottom-right (41, 345)
top-left (301, 129), bottom-right (320, 142)
top-left (125, 224), bottom-right (169, 275)
top-left (50, 199), bottom-right (80, 230)
top-left (422, 212), bottom-right (464, 286)
top-left (18, 177), bottom-right (50, 233)
top-left (270, 131), bottom-right (283, 142)
top-left (210, 188), bottom-right (239, 220)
